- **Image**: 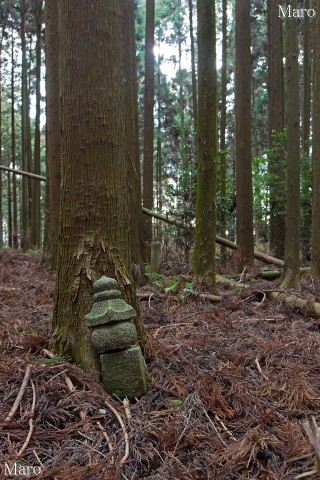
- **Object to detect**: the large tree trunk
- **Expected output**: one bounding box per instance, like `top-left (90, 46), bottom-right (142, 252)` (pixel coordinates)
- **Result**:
top-left (42, 0), bottom-right (61, 269)
top-left (52, 0), bottom-right (145, 376)
top-left (311, 9), bottom-right (320, 278)
top-left (192, 0), bottom-right (217, 288)
top-left (280, 0), bottom-right (300, 289)
top-left (235, 0), bottom-right (254, 268)
top-left (267, 0), bottom-right (285, 259)
top-left (143, 0), bottom-right (155, 262)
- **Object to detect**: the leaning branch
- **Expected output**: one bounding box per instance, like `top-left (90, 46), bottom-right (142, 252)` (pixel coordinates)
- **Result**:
top-left (142, 207), bottom-right (284, 268)
top-left (0, 165), bottom-right (46, 181)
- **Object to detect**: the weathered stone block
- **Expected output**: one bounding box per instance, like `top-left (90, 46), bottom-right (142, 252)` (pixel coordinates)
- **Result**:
top-left (100, 345), bottom-right (147, 400)
top-left (91, 321), bottom-right (137, 353)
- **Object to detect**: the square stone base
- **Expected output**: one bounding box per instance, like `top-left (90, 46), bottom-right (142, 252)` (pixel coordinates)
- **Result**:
top-left (100, 345), bottom-right (147, 399)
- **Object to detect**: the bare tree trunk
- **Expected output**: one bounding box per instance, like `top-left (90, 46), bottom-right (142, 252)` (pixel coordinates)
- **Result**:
top-left (11, 27), bottom-right (18, 249)
top-left (267, 0), bottom-right (285, 258)
top-left (42, 0), bottom-right (61, 269)
top-left (188, 0), bottom-right (197, 132)
top-left (280, 0), bottom-right (301, 289)
top-left (219, 0), bottom-right (227, 265)
top-left (192, 0), bottom-right (217, 288)
top-left (235, 0), bottom-right (254, 268)
top-left (52, 0), bottom-right (146, 374)
top-left (311, 9), bottom-right (320, 278)
top-left (143, 0), bottom-right (155, 262)
top-left (20, 0), bottom-right (30, 250)
top-left (30, 0), bottom-right (42, 248)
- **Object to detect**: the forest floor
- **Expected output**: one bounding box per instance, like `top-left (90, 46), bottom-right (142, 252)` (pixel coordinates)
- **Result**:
top-left (1, 249), bottom-right (320, 480)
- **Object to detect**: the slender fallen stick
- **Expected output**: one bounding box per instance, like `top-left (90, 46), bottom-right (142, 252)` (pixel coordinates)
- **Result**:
top-left (255, 357), bottom-right (269, 382)
top-left (96, 421), bottom-right (114, 455)
top-left (16, 379), bottom-right (36, 458)
top-left (104, 400), bottom-right (129, 465)
top-left (5, 364), bottom-right (32, 423)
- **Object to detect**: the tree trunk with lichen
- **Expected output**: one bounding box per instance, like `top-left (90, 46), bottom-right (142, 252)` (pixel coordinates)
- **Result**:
top-left (51, 0), bottom-right (145, 377)
top-left (192, 0), bottom-right (217, 288)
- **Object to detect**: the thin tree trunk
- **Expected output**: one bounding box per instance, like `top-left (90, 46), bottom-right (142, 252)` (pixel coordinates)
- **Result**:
top-left (31, 0), bottom-right (42, 247)
top-left (20, 0), bottom-right (30, 250)
top-left (311, 8), bottom-right (320, 278)
top-left (280, 0), bottom-right (301, 289)
top-left (219, 0), bottom-right (227, 265)
top-left (267, 0), bottom-right (285, 259)
top-left (188, 0), bottom-right (197, 132)
top-left (42, 0), bottom-right (61, 269)
top-left (235, 0), bottom-right (254, 268)
top-left (143, 0), bottom-right (155, 262)
top-left (11, 27), bottom-right (18, 249)
top-left (301, 0), bottom-right (312, 259)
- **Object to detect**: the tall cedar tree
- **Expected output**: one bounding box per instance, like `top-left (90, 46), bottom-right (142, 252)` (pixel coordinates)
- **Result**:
top-left (219, 0), bottom-right (227, 264)
top-left (235, 0), bottom-right (254, 268)
top-left (188, 0), bottom-right (197, 131)
top-left (11, 26), bottom-right (18, 249)
top-left (20, 0), bottom-right (30, 250)
top-left (267, 0), bottom-right (285, 259)
top-left (143, 0), bottom-right (155, 262)
top-left (311, 10), bottom-right (320, 277)
top-left (52, 0), bottom-right (145, 375)
top-left (280, 0), bottom-right (300, 289)
top-left (30, 0), bottom-right (42, 247)
top-left (192, 0), bottom-right (217, 288)
top-left (42, 0), bottom-right (61, 269)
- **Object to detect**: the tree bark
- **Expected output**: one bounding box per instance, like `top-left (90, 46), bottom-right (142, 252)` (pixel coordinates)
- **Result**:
top-left (42, 0), bottom-right (61, 269)
top-left (267, 0), bottom-right (285, 258)
top-left (20, 0), bottom-right (30, 250)
top-left (52, 0), bottom-right (145, 375)
top-left (143, 0), bottom-right (155, 262)
top-left (188, 0), bottom-right (197, 132)
top-left (280, 0), bottom-right (301, 289)
top-left (30, 0), bottom-right (42, 248)
top-left (219, 0), bottom-right (228, 265)
top-left (311, 9), bottom-right (320, 278)
top-left (235, 0), bottom-right (254, 268)
top-left (192, 0), bottom-right (217, 288)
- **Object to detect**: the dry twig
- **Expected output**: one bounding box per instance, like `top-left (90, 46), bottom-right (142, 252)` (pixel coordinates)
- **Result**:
top-left (104, 400), bottom-right (129, 465)
top-left (4, 364), bottom-right (32, 423)
top-left (16, 379), bottom-right (36, 457)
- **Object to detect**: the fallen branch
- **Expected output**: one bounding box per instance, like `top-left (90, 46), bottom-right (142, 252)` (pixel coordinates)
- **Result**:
top-left (142, 207), bottom-right (285, 268)
top-left (137, 291), bottom-right (221, 303)
top-left (4, 364), bottom-right (32, 423)
top-left (269, 292), bottom-right (320, 318)
top-left (16, 379), bottom-right (36, 458)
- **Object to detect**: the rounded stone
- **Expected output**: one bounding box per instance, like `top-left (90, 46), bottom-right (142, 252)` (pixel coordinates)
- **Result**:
top-left (91, 321), bottom-right (137, 353)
